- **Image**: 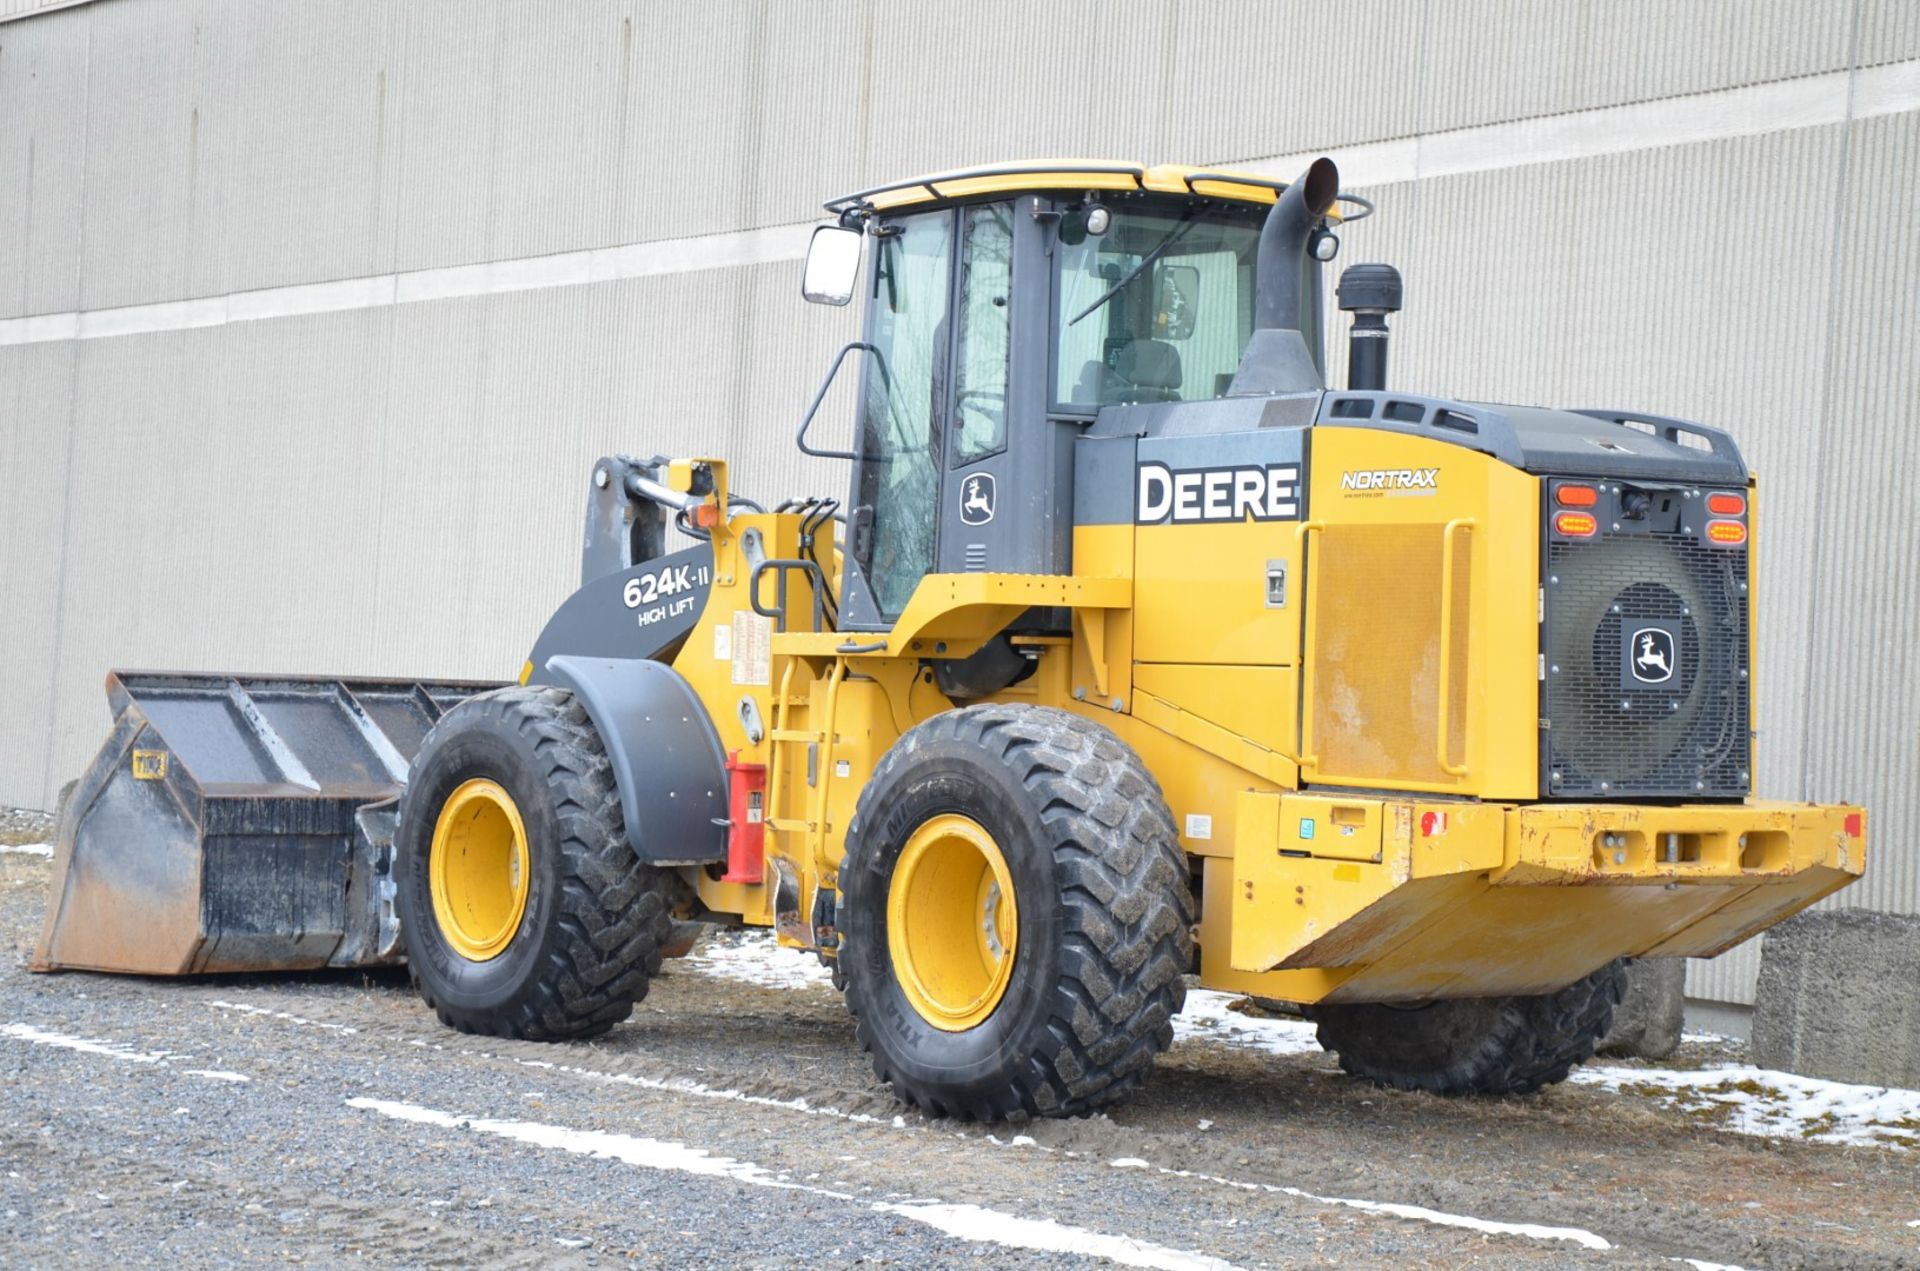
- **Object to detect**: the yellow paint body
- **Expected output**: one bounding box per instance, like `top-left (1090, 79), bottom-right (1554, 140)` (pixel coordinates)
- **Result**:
top-left (661, 449), bottom-right (1864, 1009)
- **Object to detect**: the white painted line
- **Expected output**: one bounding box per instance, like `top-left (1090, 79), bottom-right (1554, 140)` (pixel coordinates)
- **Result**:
top-left (1248, 60), bottom-right (1920, 188)
top-left (348, 1097), bottom-right (1234, 1271)
top-left (209, 1000), bottom-right (358, 1034)
top-left (0, 842), bottom-right (53, 857)
top-left (2, 60), bottom-right (1913, 349)
top-left (182, 1068), bottom-right (251, 1083)
top-left (520, 1049), bottom-right (1609, 1254)
top-left (1132, 1160), bottom-right (1610, 1252)
top-left (0, 223), bottom-right (814, 348)
top-left (0, 1021), bottom-right (165, 1063)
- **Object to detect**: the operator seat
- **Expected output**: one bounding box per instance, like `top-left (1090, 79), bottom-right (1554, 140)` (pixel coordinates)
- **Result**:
top-left (1112, 340), bottom-right (1182, 402)
top-left (1073, 338), bottom-right (1184, 404)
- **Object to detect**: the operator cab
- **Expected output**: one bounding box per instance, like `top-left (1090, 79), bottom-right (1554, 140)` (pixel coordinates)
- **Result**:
top-left (800, 162), bottom-right (1358, 630)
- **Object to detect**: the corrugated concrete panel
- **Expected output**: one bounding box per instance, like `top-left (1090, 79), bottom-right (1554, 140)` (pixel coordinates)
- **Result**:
top-left (1804, 106), bottom-right (1919, 916)
top-left (1859, 0), bottom-right (1920, 67)
top-left (0, 341), bottom-right (75, 803)
top-left (1689, 107), bottom-right (1920, 1008)
top-left (0, 0), bottom-right (94, 22)
top-left (12, 0), bottom-right (1909, 310)
top-left (1416, 0), bottom-right (1856, 135)
top-left (0, 9), bottom-right (90, 316)
top-left (73, 0), bottom-right (201, 310)
top-left (1687, 943), bottom-right (1762, 1009)
top-left (186, 1), bottom-right (406, 302)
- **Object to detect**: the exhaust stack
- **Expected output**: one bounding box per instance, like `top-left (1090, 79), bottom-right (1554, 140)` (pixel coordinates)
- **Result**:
top-left (1228, 156), bottom-right (1341, 399)
top-left (1336, 263), bottom-right (1403, 391)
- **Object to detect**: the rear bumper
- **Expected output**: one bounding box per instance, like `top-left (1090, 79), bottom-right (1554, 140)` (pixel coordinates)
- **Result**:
top-left (1221, 793), bottom-right (1865, 1004)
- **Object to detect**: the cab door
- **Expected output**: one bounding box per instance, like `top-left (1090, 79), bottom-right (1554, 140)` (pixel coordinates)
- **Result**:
top-left (842, 201), bottom-right (1019, 628)
top-left (937, 202), bottom-right (1015, 576)
top-left (841, 209), bottom-right (955, 627)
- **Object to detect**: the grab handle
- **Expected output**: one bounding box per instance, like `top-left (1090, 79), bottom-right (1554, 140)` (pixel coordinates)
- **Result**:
top-left (1293, 520), bottom-right (1326, 771)
top-left (1435, 518), bottom-right (1476, 778)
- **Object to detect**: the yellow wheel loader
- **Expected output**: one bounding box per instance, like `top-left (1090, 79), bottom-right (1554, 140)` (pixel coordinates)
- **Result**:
top-left (35, 157), bottom-right (1866, 1119)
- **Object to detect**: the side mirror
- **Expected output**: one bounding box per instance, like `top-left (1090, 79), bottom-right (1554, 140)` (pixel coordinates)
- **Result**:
top-left (802, 225), bottom-right (863, 307)
top-left (1154, 264), bottom-right (1200, 340)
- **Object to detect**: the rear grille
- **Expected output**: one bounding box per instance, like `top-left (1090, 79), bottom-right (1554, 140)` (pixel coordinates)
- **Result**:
top-left (1541, 487), bottom-right (1750, 798)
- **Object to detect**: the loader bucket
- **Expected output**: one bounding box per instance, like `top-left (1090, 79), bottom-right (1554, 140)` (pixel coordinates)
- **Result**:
top-left (32, 671), bottom-right (502, 976)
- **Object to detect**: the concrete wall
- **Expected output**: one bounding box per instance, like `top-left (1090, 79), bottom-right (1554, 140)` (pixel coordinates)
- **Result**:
top-left (3, 0), bottom-right (1916, 1007)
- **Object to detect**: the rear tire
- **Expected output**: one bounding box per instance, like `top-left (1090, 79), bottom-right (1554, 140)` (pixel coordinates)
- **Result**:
top-left (1307, 959), bottom-right (1628, 1095)
top-left (840, 704), bottom-right (1193, 1121)
top-left (395, 686), bottom-right (677, 1041)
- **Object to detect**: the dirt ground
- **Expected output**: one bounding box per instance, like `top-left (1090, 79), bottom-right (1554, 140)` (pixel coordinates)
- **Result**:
top-left (2, 830), bottom-right (1917, 1268)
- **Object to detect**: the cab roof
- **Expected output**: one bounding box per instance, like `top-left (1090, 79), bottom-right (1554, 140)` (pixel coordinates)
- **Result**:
top-left (826, 160), bottom-right (1362, 220)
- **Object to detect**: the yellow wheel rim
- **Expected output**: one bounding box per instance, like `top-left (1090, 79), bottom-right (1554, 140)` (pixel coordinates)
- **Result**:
top-left (428, 778), bottom-right (531, 962)
top-left (886, 813), bottom-right (1018, 1032)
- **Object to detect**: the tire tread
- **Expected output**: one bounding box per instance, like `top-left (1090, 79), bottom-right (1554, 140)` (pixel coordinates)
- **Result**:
top-left (398, 686), bottom-right (676, 1042)
top-left (842, 704), bottom-right (1193, 1121)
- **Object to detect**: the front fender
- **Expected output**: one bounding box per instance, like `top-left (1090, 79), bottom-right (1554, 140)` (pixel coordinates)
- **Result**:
top-left (533, 655), bottom-right (726, 866)
top-left (526, 543), bottom-right (715, 669)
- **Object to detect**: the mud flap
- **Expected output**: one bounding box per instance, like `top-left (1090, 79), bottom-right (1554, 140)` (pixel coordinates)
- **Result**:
top-left (533, 655), bottom-right (728, 867)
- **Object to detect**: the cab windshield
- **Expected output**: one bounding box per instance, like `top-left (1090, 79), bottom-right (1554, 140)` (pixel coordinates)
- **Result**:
top-left (1054, 200), bottom-right (1265, 409)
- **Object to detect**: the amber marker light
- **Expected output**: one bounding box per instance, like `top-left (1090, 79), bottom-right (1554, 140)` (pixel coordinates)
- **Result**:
top-left (1554, 511), bottom-right (1598, 537)
top-left (1555, 484), bottom-right (1599, 507)
top-left (1706, 492), bottom-right (1747, 516)
top-left (1706, 519), bottom-right (1748, 545)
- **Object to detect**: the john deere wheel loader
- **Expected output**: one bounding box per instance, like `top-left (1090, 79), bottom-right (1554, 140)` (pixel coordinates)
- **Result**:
top-left (36, 157), bottom-right (1866, 1119)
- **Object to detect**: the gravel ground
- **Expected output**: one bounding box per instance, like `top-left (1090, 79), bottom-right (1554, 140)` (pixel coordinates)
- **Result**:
top-left (3, 816), bottom-right (1919, 1268)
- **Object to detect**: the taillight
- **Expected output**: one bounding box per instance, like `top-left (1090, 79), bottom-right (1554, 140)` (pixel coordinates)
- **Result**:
top-left (1555, 484), bottom-right (1598, 508)
top-left (1707, 492), bottom-right (1746, 516)
top-left (1554, 511), bottom-right (1598, 538)
top-left (1706, 519), bottom-right (1747, 546)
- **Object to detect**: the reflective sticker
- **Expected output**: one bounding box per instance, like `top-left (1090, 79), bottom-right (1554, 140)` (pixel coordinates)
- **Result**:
top-left (131, 749), bottom-right (169, 781)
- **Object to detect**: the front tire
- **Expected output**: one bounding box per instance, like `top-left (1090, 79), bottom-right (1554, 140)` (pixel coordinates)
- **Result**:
top-left (394, 686), bottom-right (677, 1040)
top-left (840, 705), bottom-right (1193, 1121)
top-left (1307, 960), bottom-right (1628, 1095)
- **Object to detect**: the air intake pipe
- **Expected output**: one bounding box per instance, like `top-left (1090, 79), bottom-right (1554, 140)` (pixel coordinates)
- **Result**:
top-left (1336, 263), bottom-right (1403, 392)
top-left (1228, 156), bottom-right (1341, 398)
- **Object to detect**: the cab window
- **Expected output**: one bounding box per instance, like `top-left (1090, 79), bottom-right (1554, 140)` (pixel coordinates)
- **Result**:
top-left (951, 203), bottom-right (1013, 465)
top-left (1054, 201), bottom-right (1265, 409)
top-left (853, 210), bottom-right (953, 616)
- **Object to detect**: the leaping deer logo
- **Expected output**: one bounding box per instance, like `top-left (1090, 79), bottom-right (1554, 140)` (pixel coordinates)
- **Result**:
top-left (960, 473), bottom-right (995, 525)
top-left (1631, 628), bottom-right (1674, 683)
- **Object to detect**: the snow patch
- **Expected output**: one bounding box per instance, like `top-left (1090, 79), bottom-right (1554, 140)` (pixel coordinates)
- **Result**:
top-left (349, 1097), bottom-right (1233, 1270)
top-left (1163, 982), bottom-right (1919, 1153)
top-left (1573, 1063), bottom-right (1920, 1150)
top-left (679, 935), bottom-right (836, 991)
top-left (1, 1022), bottom-right (165, 1064)
top-left (1171, 990), bottom-right (1321, 1056)
top-left (0, 842), bottom-right (52, 857)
